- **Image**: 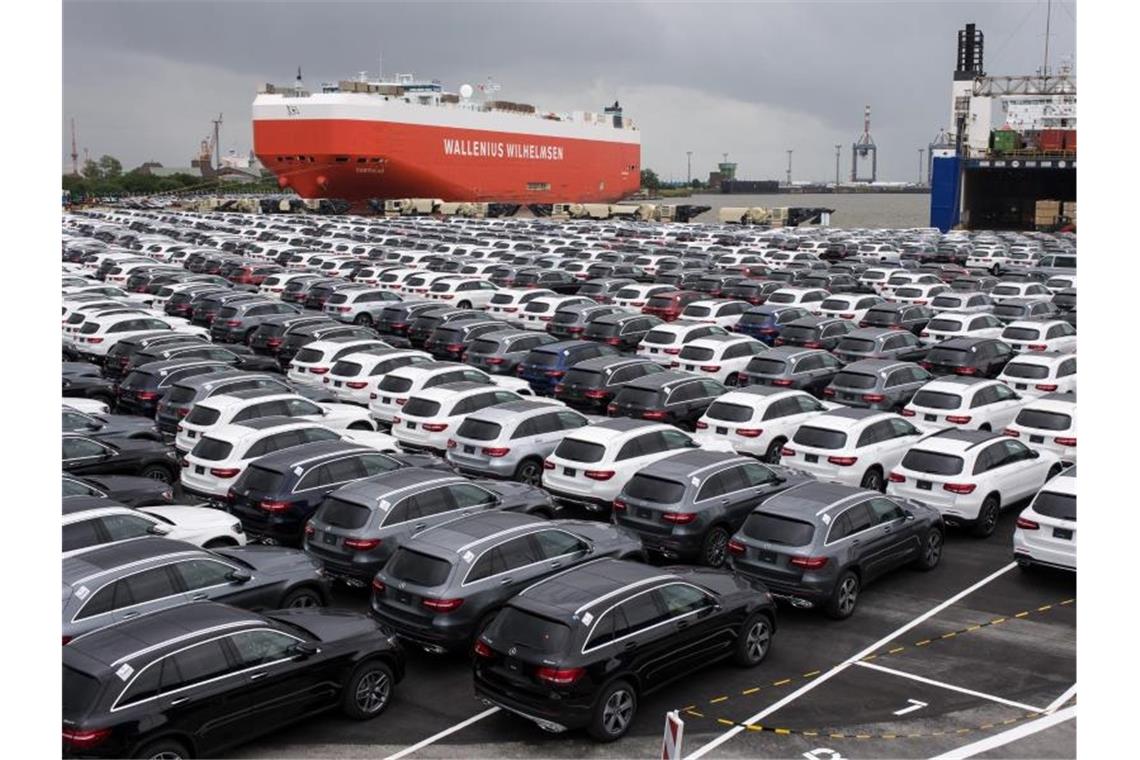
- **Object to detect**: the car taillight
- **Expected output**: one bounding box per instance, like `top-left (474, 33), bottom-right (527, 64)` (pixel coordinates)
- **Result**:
top-left (1054, 436), bottom-right (1076, 447)
top-left (803, 341), bottom-right (822, 349)
top-left (87, 337), bottom-right (104, 344)
top-left (344, 538), bottom-right (382, 551)
top-left (486, 357), bottom-right (504, 365)
top-left (943, 483), bottom-right (977, 494)
top-left (889, 325), bottom-right (906, 331)
top-left (642, 410), bottom-right (667, 420)
top-left (789, 555), bottom-right (829, 570)
top-left (473, 639), bottom-right (494, 658)
top-left (267, 337), bottom-right (283, 346)
top-left (771, 378), bottom-right (794, 387)
top-left (727, 539), bottom-right (745, 556)
top-left (954, 366), bottom-right (977, 375)
top-left (553, 383), bottom-right (566, 394)
top-left (543, 459), bottom-right (555, 470)
top-left (841, 312), bottom-right (855, 319)
top-left (62, 635), bottom-right (73, 646)
top-left (700, 365), bottom-right (722, 372)
top-left (209, 467), bottom-right (241, 479)
top-left (371, 578), bottom-right (386, 593)
top-left (482, 447), bottom-right (510, 457)
top-left (606, 337), bottom-right (622, 346)
top-left (945, 415), bottom-right (972, 424)
top-left (225, 319), bottom-right (241, 327)
top-left (259, 499), bottom-right (291, 512)
top-left (446, 343), bottom-right (464, 352)
top-left (585, 470), bottom-right (615, 481)
top-left (900, 408), bottom-right (916, 417)
top-left (612, 498), bottom-right (627, 511)
top-left (422, 422), bottom-right (448, 432)
top-left (545, 370), bottom-right (566, 378)
top-left (62, 728), bottom-right (111, 750)
top-left (396, 398), bottom-right (407, 405)
top-left (888, 471), bottom-right (905, 483)
top-left (736, 428), bottom-right (763, 437)
top-left (662, 512), bottom-right (697, 524)
top-left (446, 439), bottom-right (457, 449)
top-left (1035, 383), bottom-right (1058, 391)
top-left (535, 666), bottom-right (585, 686)
top-left (773, 338), bottom-right (785, 346)
top-left (304, 524), bottom-right (315, 537)
top-left (1028, 344), bottom-right (1047, 351)
top-left (858, 321), bottom-right (869, 327)
top-left (135, 391), bottom-right (157, 401)
top-left (663, 347), bottom-right (681, 354)
top-left (827, 456), bottom-right (858, 466)
top-left (309, 367), bottom-right (329, 374)
top-left (780, 447), bottom-right (795, 456)
top-left (422, 597), bottom-right (463, 612)
top-left (1016, 516), bottom-right (1040, 530)
top-left (1003, 428), bottom-right (1020, 437)
top-left (584, 389), bottom-right (609, 399)
top-left (695, 421), bottom-right (709, 429)
top-left (862, 393), bottom-right (886, 403)
top-left (914, 300), bottom-right (928, 305)
top-left (346, 381), bottom-right (368, 389)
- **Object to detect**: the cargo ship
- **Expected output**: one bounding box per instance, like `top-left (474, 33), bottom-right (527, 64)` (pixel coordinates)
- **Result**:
top-left (252, 71), bottom-right (641, 204)
top-left (929, 24), bottom-right (1076, 231)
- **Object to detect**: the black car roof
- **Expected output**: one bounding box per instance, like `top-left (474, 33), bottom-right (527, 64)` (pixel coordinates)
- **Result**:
top-left (61, 496), bottom-right (122, 515)
top-left (626, 370), bottom-right (699, 390)
top-left (534, 340), bottom-right (593, 354)
top-left (571, 356), bottom-right (649, 372)
top-left (64, 537), bottom-right (200, 582)
top-left (248, 439), bottom-right (372, 472)
top-left (756, 346), bottom-right (821, 361)
top-left (515, 558), bottom-right (677, 619)
top-left (639, 449), bottom-right (743, 477)
top-left (333, 468), bottom-right (461, 503)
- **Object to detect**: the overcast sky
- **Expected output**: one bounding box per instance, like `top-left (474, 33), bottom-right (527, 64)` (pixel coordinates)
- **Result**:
top-left (62, 0), bottom-right (1075, 183)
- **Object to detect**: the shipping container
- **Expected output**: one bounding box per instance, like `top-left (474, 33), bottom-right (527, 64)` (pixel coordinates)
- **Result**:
top-left (1038, 129), bottom-right (1065, 152)
top-left (1062, 130), bottom-right (1077, 153)
top-left (990, 129), bottom-right (1021, 154)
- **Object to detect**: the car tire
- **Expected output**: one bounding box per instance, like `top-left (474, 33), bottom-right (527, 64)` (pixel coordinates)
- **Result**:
top-left (824, 570), bottom-right (860, 620)
top-left (971, 494), bottom-right (1001, 538)
top-left (587, 679), bottom-right (638, 742)
top-left (202, 538), bottom-right (238, 549)
top-left (764, 438), bottom-right (786, 464)
top-left (281, 586), bottom-right (324, 609)
top-left (1047, 463), bottom-right (1064, 481)
top-left (457, 300), bottom-right (472, 310)
top-left (347, 421), bottom-right (374, 431)
top-left (860, 466), bottom-right (884, 493)
top-left (726, 372), bottom-right (740, 387)
top-left (514, 458), bottom-right (543, 486)
top-left (244, 328), bottom-right (257, 344)
top-left (341, 660), bottom-right (395, 720)
top-left (912, 529), bottom-right (944, 570)
top-left (354, 313), bottom-right (373, 326)
top-left (139, 464), bottom-right (175, 484)
top-left (978, 423), bottom-right (992, 432)
top-left (132, 737), bottom-right (192, 759)
top-left (733, 612), bottom-right (773, 666)
top-left (700, 526), bottom-right (731, 567)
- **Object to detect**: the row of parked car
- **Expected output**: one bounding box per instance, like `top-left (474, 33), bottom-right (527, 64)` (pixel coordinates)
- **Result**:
top-left (61, 208), bottom-right (1076, 758)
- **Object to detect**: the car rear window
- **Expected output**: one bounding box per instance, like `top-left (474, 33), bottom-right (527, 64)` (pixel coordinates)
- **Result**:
top-left (642, 329), bottom-right (675, 345)
top-left (1014, 408), bottom-right (1072, 430)
top-left (820, 298), bottom-right (850, 311)
top-left (616, 288), bottom-right (641, 300)
top-left (317, 497), bottom-right (372, 529)
top-left (678, 346), bottom-right (715, 361)
top-left (992, 285), bottom-right (1021, 296)
top-left (779, 325), bottom-right (818, 343)
top-left (331, 361), bottom-right (363, 377)
top-left (490, 293), bottom-right (515, 305)
top-left (1033, 489), bottom-right (1076, 521)
top-left (646, 295), bottom-right (678, 309)
top-left (931, 295), bottom-right (964, 309)
top-left (837, 337), bottom-right (876, 353)
top-left (456, 418), bottom-right (503, 441)
top-left (900, 449), bottom-right (964, 475)
top-left (745, 357), bottom-right (787, 375)
top-left (294, 348), bottom-right (324, 364)
top-left (402, 398), bottom-right (442, 417)
top-left (563, 368), bottom-right (604, 387)
top-left (378, 376), bottom-right (413, 393)
top-left (623, 474), bottom-right (687, 504)
top-left (386, 548), bottom-right (453, 586)
top-left (186, 406), bottom-right (221, 426)
top-left (553, 438), bottom-right (605, 463)
top-left (119, 371), bottom-right (156, 390)
top-left (927, 318), bottom-right (966, 333)
top-left (993, 304), bottom-right (1026, 318)
top-left (217, 306), bottom-right (239, 319)
top-left (191, 437), bottom-right (234, 461)
top-left (239, 465), bottom-right (284, 493)
top-left (684, 306), bottom-right (712, 318)
top-left (62, 665), bottom-right (102, 717)
top-left (1002, 362), bottom-right (1049, 380)
top-left (1003, 327), bottom-right (1041, 341)
top-left (551, 310), bottom-right (580, 325)
top-left (792, 425), bottom-right (847, 449)
top-left (165, 385), bottom-right (198, 405)
top-left (912, 390), bottom-right (962, 409)
top-left (832, 371), bottom-right (877, 390)
top-left (491, 607), bottom-right (571, 654)
top-left (525, 350), bottom-right (561, 367)
top-left (705, 401), bottom-right (753, 423)
top-left (741, 512), bottom-right (815, 546)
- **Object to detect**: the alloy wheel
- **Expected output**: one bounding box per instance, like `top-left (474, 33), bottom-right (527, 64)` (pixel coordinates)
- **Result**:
top-left (288, 592), bottom-right (320, 608)
top-left (355, 670), bottom-right (391, 714)
top-left (602, 689), bottom-right (634, 735)
top-left (746, 620), bottom-right (770, 661)
top-left (925, 532), bottom-right (943, 565)
top-left (705, 531), bottom-right (729, 566)
top-left (838, 576), bottom-right (858, 615)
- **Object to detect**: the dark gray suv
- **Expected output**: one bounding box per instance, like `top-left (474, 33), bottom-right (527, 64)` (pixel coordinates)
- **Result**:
top-left (209, 298), bottom-right (302, 343)
top-left (728, 481), bottom-right (943, 619)
top-left (614, 450), bottom-right (810, 567)
top-left (833, 328), bottom-right (928, 364)
top-left (368, 511), bottom-right (644, 653)
top-left (303, 469), bottom-right (554, 584)
top-left (823, 359), bottom-right (933, 411)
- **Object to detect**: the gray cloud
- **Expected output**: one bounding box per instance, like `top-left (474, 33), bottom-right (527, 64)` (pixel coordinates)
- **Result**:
top-left (63, 0), bottom-right (1075, 182)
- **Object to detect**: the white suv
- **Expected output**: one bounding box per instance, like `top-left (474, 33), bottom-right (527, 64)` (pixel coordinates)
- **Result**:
top-left (519, 295), bottom-right (595, 327)
top-left (636, 322), bottom-right (729, 365)
top-left (487, 288), bottom-right (556, 325)
top-left (424, 276), bottom-right (501, 310)
top-left (542, 419), bottom-right (729, 513)
top-left (62, 502), bottom-right (246, 556)
top-left (694, 386), bottom-right (831, 462)
top-left (1013, 466), bottom-right (1076, 571)
top-left (322, 348), bottom-right (433, 405)
top-left (929, 291), bottom-right (994, 314)
top-left (368, 362), bottom-right (532, 424)
top-left (72, 314), bottom-right (206, 360)
top-left (781, 408), bottom-right (924, 491)
top-left (613, 284), bottom-right (676, 310)
top-left (903, 377), bottom-right (1030, 433)
top-left (286, 337), bottom-right (390, 387)
top-left (679, 300), bottom-right (751, 329)
top-left (1003, 393), bottom-right (1077, 462)
top-left (920, 312), bottom-right (1005, 346)
top-left (1000, 320), bottom-right (1077, 354)
top-left (323, 288), bottom-right (400, 324)
top-left (887, 428), bottom-right (1062, 536)
top-left (997, 352), bottom-right (1076, 397)
top-left (817, 294), bottom-right (885, 323)
top-left (392, 382), bottom-right (534, 453)
top-left (764, 287), bottom-right (830, 310)
top-left (672, 334), bottom-right (768, 386)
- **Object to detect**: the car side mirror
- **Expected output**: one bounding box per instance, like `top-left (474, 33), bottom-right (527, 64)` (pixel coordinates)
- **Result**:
top-left (147, 524), bottom-right (172, 536)
top-left (290, 641), bottom-right (321, 658)
top-left (227, 569), bottom-right (252, 584)
top-left (1029, 450), bottom-right (1040, 459)
top-left (903, 509), bottom-right (915, 520)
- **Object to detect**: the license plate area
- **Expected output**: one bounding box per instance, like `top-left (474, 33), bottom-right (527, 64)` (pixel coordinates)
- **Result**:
top-left (383, 397), bottom-right (392, 404)
top-left (917, 480), bottom-right (932, 491)
top-left (924, 414), bottom-right (937, 422)
top-left (195, 465), bottom-right (205, 474)
top-left (716, 426), bottom-right (728, 435)
top-left (406, 422), bottom-right (417, 430)
top-left (1015, 383), bottom-right (1027, 390)
top-left (758, 549), bottom-right (777, 563)
top-left (805, 454), bottom-right (819, 464)
top-left (322, 532), bottom-right (338, 545)
top-left (334, 381), bottom-right (342, 387)
top-left (397, 590), bottom-right (413, 605)
top-left (464, 445), bottom-right (475, 454)
top-left (564, 467), bottom-right (577, 477)
top-left (1052, 527), bottom-right (1073, 540)
top-left (1030, 434), bottom-right (1044, 444)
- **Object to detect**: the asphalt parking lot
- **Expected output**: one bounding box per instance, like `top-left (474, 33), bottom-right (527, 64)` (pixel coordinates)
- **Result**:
top-left (230, 511), bottom-right (1075, 759)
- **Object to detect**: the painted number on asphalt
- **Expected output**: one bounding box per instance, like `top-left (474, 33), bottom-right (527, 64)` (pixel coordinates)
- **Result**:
top-left (803, 749), bottom-right (845, 760)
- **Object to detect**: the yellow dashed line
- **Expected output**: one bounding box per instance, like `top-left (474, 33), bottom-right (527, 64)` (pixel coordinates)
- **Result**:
top-left (980, 723), bottom-right (994, 730)
top-left (717, 718), bottom-right (735, 726)
top-left (888, 646), bottom-right (906, 654)
top-left (772, 678), bottom-right (792, 686)
top-left (863, 654), bottom-right (878, 661)
top-left (829, 733), bottom-right (845, 739)
top-left (681, 704), bottom-right (695, 711)
top-left (941, 631), bottom-right (957, 639)
top-left (1061, 598), bottom-right (1074, 605)
top-left (741, 687), bottom-right (761, 695)
top-left (686, 710), bottom-right (704, 718)
top-left (803, 731), bottom-right (819, 737)
top-left (966, 625), bottom-right (982, 632)
top-left (915, 639), bottom-right (932, 646)
top-left (881, 733), bottom-right (897, 739)
top-left (803, 670), bottom-right (822, 678)
top-left (1038, 605), bottom-right (1052, 612)
top-left (991, 617), bottom-right (1007, 625)
top-left (855, 733), bottom-right (872, 739)
top-left (745, 724), bottom-right (763, 732)
top-left (1014, 611), bottom-right (1030, 618)
top-left (775, 728), bottom-right (792, 735)
top-left (709, 696), bottom-right (728, 704)
top-left (957, 728), bottom-right (972, 734)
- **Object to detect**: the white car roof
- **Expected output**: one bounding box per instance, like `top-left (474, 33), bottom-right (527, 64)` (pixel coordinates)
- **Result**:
top-left (560, 420), bottom-right (670, 446)
top-left (1021, 395), bottom-right (1077, 415)
top-left (194, 419), bottom-right (326, 445)
top-left (1004, 352), bottom-right (1073, 367)
top-left (406, 383), bottom-right (513, 407)
top-left (196, 392), bottom-right (301, 414)
top-left (1039, 470), bottom-right (1077, 497)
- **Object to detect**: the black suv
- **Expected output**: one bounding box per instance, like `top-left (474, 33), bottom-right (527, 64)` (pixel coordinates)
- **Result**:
top-left (473, 558), bottom-right (776, 740)
top-left (583, 313), bottom-right (665, 351)
top-left (554, 356), bottom-right (665, 412)
top-left (860, 303), bottom-right (934, 335)
top-left (615, 450), bottom-right (809, 566)
top-left (919, 337), bottom-right (1015, 378)
top-left (608, 371), bottom-right (726, 429)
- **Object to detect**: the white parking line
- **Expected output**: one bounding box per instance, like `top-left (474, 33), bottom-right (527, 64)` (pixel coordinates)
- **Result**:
top-left (683, 561), bottom-right (1017, 760)
top-left (928, 704), bottom-right (1076, 760)
top-left (854, 659), bottom-right (1046, 712)
top-left (1044, 682), bottom-right (1077, 713)
top-left (382, 706), bottom-right (500, 760)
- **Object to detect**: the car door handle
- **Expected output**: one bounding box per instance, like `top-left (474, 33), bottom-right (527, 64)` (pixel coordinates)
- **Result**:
top-left (169, 697), bottom-right (189, 706)
top-left (190, 593), bottom-right (208, 601)
top-left (676, 620), bottom-right (690, 630)
top-left (624, 641), bottom-right (638, 650)
top-left (499, 577), bottom-right (514, 585)
top-left (550, 561), bottom-right (561, 569)
top-left (250, 671), bottom-right (268, 681)
top-left (121, 611), bottom-right (140, 619)
top-left (413, 523), bottom-right (427, 531)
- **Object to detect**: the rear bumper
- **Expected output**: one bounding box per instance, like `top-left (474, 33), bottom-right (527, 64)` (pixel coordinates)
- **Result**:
top-left (473, 677), bottom-right (588, 732)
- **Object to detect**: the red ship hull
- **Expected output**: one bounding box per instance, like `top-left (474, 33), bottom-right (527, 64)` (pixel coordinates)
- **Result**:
top-left (253, 119), bottom-right (641, 203)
